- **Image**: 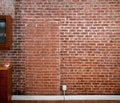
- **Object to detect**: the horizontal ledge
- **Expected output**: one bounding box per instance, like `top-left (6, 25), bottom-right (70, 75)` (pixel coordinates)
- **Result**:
top-left (12, 95), bottom-right (120, 100)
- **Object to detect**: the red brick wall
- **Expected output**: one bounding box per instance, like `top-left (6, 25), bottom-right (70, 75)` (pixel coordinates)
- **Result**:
top-left (0, 0), bottom-right (120, 95)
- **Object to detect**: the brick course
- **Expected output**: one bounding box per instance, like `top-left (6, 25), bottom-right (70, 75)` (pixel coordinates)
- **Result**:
top-left (0, 0), bottom-right (120, 95)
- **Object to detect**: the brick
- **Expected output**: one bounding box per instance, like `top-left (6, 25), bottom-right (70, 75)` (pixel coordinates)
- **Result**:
top-left (0, 0), bottom-right (120, 95)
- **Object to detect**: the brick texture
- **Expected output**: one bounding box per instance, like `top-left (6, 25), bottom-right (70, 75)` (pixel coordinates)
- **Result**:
top-left (0, 0), bottom-right (120, 95)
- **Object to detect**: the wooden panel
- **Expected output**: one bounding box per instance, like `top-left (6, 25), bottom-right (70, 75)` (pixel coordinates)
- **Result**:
top-left (0, 67), bottom-right (12, 103)
top-left (0, 70), bottom-right (7, 77)
top-left (12, 100), bottom-right (120, 103)
top-left (0, 77), bottom-right (7, 86)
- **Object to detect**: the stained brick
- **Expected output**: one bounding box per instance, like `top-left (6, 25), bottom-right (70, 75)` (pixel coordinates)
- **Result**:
top-left (0, 0), bottom-right (120, 95)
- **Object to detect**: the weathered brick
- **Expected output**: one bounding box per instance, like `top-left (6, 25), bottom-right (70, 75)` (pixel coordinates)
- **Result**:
top-left (0, 0), bottom-right (120, 95)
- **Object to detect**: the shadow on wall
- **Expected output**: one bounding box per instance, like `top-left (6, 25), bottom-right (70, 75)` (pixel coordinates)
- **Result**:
top-left (13, 90), bottom-right (26, 95)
